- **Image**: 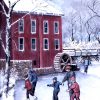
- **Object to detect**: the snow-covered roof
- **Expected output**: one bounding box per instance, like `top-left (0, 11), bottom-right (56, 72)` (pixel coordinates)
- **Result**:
top-left (4, 0), bottom-right (64, 16)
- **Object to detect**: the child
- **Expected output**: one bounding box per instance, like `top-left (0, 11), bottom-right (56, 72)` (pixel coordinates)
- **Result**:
top-left (24, 74), bottom-right (33, 100)
top-left (68, 77), bottom-right (80, 100)
top-left (47, 77), bottom-right (62, 100)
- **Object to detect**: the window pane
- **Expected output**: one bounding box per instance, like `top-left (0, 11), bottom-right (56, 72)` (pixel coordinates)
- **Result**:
top-left (54, 39), bottom-right (59, 50)
top-left (31, 20), bottom-right (36, 33)
top-left (44, 39), bottom-right (49, 50)
top-left (54, 22), bottom-right (59, 33)
top-left (31, 39), bottom-right (36, 50)
top-left (19, 19), bottom-right (24, 32)
top-left (44, 21), bottom-right (48, 33)
top-left (19, 38), bottom-right (24, 51)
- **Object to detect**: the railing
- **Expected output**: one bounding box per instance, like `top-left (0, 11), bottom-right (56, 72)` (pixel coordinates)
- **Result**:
top-left (63, 49), bottom-right (100, 57)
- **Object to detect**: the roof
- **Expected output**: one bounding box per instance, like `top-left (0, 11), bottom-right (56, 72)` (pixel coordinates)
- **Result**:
top-left (3, 0), bottom-right (63, 16)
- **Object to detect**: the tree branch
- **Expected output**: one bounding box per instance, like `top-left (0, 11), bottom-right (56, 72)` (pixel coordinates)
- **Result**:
top-left (0, 31), bottom-right (6, 53)
top-left (0, 2), bottom-right (7, 16)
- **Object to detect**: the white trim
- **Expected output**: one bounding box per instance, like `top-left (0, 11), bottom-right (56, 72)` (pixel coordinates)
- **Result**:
top-left (54, 21), bottom-right (59, 34)
top-left (31, 38), bottom-right (36, 51)
top-left (54, 39), bottom-right (60, 50)
top-left (18, 37), bottom-right (24, 51)
top-left (43, 20), bottom-right (49, 34)
top-left (18, 19), bottom-right (24, 33)
top-left (43, 38), bottom-right (49, 50)
top-left (31, 19), bottom-right (36, 34)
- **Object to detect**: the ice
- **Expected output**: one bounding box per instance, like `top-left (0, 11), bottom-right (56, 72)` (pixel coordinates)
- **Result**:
top-left (0, 61), bottom-right (100, 100)
top-left (13, 61), bottom-right (100, 100)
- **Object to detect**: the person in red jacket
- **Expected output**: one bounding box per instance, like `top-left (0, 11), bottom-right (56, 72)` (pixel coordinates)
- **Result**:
top-left (68, 77), bottom-right (80, 100)
top-left (25, 74), bottom-right (33, 100)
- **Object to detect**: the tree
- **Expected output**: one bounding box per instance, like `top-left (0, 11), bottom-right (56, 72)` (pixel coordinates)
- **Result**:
top-left (0, 0), bottom-right (48, 99)
top-left (0, 0), bottom-right (20, 98)
top-left (85, 0), bottom-right (100, 43)
top-left (65, 12), bottom-right (78, 42)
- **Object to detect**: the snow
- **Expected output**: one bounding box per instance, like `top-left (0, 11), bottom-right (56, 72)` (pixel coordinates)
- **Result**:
top-left (8, 60), bottom-right (100, 100)
top-left (3, 0), bottom-right (63, 16)
top-left (0, 61), bottom-right (100, 100)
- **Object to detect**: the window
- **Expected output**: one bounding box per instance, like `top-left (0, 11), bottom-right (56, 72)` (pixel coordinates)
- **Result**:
top-left (54, 21), bottom-right (59, 34)
top-left (18, 37), bottom-right (24, 51)
top-left (31, 38), bottom-right (36, 51)
top-left (43, 20), bottom-right (49, 34)
top-left (43, 38), bottom-right (49, 50)
top-left (54, 39), bottom-right (60, 50)
top-left (31, 20), bottom-right (36, 33)
top-left (18, 19), bottom-right (24, 33)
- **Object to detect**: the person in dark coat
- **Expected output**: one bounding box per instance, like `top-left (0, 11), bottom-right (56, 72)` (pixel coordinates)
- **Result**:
top-left (68, 77), bottom-right (80, 100)
top-left (84, 56), bottom-right (90, 73)
top-left (62, 64), bottom-right (76, 100)
top-left (28, 69), bottom-right (38, 97)
top-left (47, 77), bottom-right (62, 100)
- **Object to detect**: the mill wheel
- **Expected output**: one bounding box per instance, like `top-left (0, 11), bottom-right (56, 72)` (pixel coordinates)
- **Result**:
top-left (54, 53), bottom-right (72, 72)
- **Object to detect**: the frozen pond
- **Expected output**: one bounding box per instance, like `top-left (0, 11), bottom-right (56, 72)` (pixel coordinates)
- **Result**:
top-left (14, 61), bottom-right (100, 100)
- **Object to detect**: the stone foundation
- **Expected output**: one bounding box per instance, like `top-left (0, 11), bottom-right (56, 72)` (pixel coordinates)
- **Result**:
top-left (0, 60), bottom-right (55, 78)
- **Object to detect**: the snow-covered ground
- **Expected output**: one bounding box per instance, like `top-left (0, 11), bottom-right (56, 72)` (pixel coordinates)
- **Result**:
top-left (0, 60), bottom-right (100, 100)
top-left (13, 61), bottom-right (100, 100)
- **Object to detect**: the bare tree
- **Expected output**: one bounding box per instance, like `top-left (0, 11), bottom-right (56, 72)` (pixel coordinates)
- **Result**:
top-left (85, 0), bottom-right (100, 42)
top-left (0, 0), bottom-right (20, 97)
top-left (65, 12), bottom-right (78, 42)
top-left (0, 0), bottom-right (48, 98)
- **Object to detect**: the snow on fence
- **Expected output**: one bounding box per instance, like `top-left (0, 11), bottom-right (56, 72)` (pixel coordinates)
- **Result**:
top-left (63, 49), bottom-right (100, 57)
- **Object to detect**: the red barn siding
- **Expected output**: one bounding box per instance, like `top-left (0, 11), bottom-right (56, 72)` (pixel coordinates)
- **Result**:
top-left (1, 11), bottom-right (62, 68)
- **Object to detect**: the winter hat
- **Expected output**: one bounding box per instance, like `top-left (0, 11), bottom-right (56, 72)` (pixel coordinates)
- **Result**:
top-left (65, 64), bottom-right (71, 70)
top-left (53, 77), bottom-right (57, 81)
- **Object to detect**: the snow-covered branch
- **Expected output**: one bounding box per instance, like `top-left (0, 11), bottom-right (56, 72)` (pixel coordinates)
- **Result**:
top-left (0, 2), bottom-right (7, 16)
top-left (0, 31), bottom-right (6, 53)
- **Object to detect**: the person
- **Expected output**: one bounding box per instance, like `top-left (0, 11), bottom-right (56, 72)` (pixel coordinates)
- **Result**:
top-left (24, 74), bottom-right (33, 100)
top-left (68, 77), bottom-right (80, 100)
top-left (84, 56), bottom-right (90, 73)
top-left (47, 77), bottom-right (62, 100)
top-left (62, 64), bottom-right (76, 100)
top-left (28, 68), bottom-right (38, 98)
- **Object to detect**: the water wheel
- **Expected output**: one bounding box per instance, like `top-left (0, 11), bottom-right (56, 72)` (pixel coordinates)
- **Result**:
top-left (54, 53), bottom-right (72, 72)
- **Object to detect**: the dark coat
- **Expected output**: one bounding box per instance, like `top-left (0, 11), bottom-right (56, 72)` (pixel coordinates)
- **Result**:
top-left (62, 71), bottom-right (76, 86)
top-left (47, 81), bottom-right (62, 91)
top-left (47, 81), bottom-right (62, 100)
top-left (28, 70), bottom-right (38, 88)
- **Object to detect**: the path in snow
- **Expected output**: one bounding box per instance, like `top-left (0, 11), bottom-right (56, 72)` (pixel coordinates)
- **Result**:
top-left (14, 61), bottom-right (100, 100)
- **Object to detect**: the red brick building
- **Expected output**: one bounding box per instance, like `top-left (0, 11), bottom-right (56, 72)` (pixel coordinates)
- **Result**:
top-left (0, 0), bottom-right (63, 70)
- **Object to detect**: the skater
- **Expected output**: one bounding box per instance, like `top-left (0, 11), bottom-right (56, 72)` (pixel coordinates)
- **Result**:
top-left (47, 77), bottom-right (62, 100)
top-left (62, 64), bottom-right (76, 100)
top-left (28, 68), bottom-right (38, 98)
top-left (67, 77), bottom-right (80, 100)
top-left (24, 74), bottom-right (33, 100)
top-left (84, 56), bottom-right (90, 73)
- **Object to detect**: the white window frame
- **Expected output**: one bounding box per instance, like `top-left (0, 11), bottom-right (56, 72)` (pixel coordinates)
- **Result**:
top-left (43, 20), bottom-right (49, 34)
top-left (54, 39), bottom-right (60, 50)
top-left (54, 21), bottom-right (59, 34)
top-left (18, 37), bottom-right (24, 51)
top-left (43, 38), bottom-right (49, 50)
top-left (31, 20), bottom-right (36, 34)
top-left (31, 38), bottom-right (36, 51)
top-left (18, 19), bottom-right (24, 33)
